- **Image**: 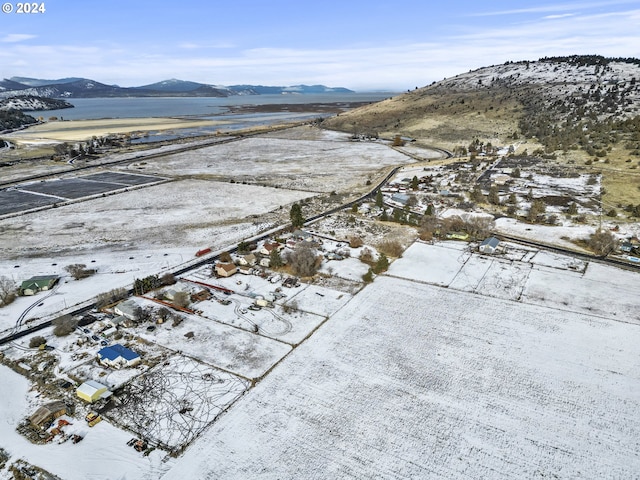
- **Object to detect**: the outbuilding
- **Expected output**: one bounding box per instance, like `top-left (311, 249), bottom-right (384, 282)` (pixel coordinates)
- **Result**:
top-left (479, 237), bottom-right (501, 254)
top-left (76, 380), bottom-right (110, 403)
top-left (216, 262), bottom-right (237, 277)
top-left (29, 401), bottom-right (69, 429)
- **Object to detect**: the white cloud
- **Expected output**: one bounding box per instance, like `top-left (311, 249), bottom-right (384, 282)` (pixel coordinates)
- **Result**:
top-left (1, 34), bottom-right (36, 43)
top-left (469, 0), bottom-right (640, 17)
top-left (1, 6), bottom-right (638, 91)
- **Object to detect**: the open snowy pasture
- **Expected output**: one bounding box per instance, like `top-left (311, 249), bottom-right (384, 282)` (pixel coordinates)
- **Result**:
top-left (0, 365), bottom-right (172, 480)
top-left (281, 282), bottom-right (353, 318)
top-left (386, 240), bottom-right (471, 286)
top-left (126, 135), bottom-right (413, 192)
top-left (163, 275), bottom-right (640, 479)
top-left (320, 256), bottom-right (370, 282)
top-left (522, 264), bottom-right (640, 324)
top-left (0, 178), bottom-right (308, 257)
top-left (111, 355), bottom-right (249, 451)
top-left (135, 301), bottom-right (291, 380)
top-left (389, 241), bottom-right (640, 322)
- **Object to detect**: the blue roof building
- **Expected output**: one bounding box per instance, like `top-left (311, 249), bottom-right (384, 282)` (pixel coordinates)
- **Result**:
top-left (97, 343), bottom-right (141, 369)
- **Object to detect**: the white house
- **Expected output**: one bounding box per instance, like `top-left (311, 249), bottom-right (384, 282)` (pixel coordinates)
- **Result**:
top-left (479, 237), bottom-right (501, 254)
top-left (114, 299), bottom-right (140, 321)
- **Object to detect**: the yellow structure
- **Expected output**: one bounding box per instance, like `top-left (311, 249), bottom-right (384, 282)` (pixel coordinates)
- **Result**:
top-left (76, 380), bottom-right (110, 403)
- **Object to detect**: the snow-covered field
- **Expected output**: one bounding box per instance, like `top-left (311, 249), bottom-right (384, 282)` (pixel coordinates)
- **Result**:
top-left (1, 241), bottom-right (640, 479)
top-left (127, 129), bottom-right (412, 193)
top-left (162, 245), bottom-right (640, 479)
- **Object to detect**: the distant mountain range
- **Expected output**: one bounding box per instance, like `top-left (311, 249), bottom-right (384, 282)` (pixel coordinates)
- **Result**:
top-left (0, 77), bottom-right (354, 99)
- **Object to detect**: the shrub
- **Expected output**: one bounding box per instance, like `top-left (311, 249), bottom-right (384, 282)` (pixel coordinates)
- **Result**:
top-left (359, 247), bottom-right (374, 264)
top-left (376, 240), bottom-right (404, 257)
top-left (0, 276), bottom-right (17, 307)
top-left (29, 336), bottom-right (46, 348)
top-left (95, 287), bottom-right (128, 309)
top-left (349, 236), bottom-right (364, 248)
top-left (587, 230), bottom-right (616, 256)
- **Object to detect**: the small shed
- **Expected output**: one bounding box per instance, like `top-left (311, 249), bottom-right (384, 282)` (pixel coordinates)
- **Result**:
top-left (20, 275), bottom-right (59, 296)
top-left (479, 237), bottom-right (501, 254)
top-left (29, 400), bottom-right (68, 429)
top-left (97, 344), bottom-right (141, 369)
top-left (76, 380), bottom-right (110, 403)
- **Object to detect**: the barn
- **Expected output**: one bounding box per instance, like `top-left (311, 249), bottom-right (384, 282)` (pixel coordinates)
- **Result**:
top-left (76, 380), bottom-right (110, 403)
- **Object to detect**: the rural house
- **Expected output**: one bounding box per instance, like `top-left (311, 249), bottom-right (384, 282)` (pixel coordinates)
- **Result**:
top-left (215, 262), bottom-right (237, 277)
top-left (97, 344), bottom-right (141, 369)
top-left (238, 253), bottom-right (257, 266)
top-left (19, 275), bottom-right (59, 296)
top-left (259, 242), bottom-right (282, 256)
top-left (479, 237), bottom-right (501, 254)
top-left (76, 380), bottom-right (111, 403)
top-left (114, 299), bottom-right (140, 321)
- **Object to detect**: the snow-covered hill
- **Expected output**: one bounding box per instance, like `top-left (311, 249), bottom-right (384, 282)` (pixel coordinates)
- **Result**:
top-left (0, 95), bottom-right (73, 112)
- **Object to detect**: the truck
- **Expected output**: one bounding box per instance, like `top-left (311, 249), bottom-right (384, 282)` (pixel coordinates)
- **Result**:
top-left (85, 411), bottom-right (102, 427)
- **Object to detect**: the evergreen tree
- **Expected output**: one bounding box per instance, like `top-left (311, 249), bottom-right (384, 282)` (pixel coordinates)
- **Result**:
top-left (375, 189), bottom-right (384, 208)
top-left (290, 203), bottom-right (304, 228)
top-left (488, 186), bottom-right (500, 205)
top-left (411, 176), bottom-right (419, 190)
top-left (269, 248), bottom-right (283, 268)
top-left (373, 253), bottom-right (389, 274)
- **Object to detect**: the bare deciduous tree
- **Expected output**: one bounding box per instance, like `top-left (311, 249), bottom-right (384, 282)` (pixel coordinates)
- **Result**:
top-left (173, 291), bottom-right (190, 309)
top-left (587, 230), bottom-right (617, 256)
top-left (286, 245), bottom-right (319, 277)
top-left (0, 276), bottom-right (17, 307)
top-left (29, 336), bottom-right (46, 348)
top-left (65, 263), bottom-right (96, 280)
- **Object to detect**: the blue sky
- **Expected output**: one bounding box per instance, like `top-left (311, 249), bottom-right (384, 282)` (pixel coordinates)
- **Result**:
top-left (0, 0), bottom-right (639, 90)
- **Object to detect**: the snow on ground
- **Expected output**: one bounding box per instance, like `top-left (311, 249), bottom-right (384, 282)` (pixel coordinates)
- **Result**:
top-left (0, 365), bottom-right (171, 480)
top-left (113, 355), bottom-right (249, 450)
top-left (386, 240), bottom-right (471, 286)
top-left (0, 178), bottom-right (311, 334)
top-left (135, 298), bottom-right (291, 380)
top-left (161, 271), bottom-right (640, 479)
top-left (282, 283), bottom-right (353, 318)
top-left (389, 241), bottom-right (640, 325)
top-left (495, 216), bottom-right (595, 250)
top-left (320, 257), bottom-right (370, 282)
top-left (129, 136), bottom-right (412, 193)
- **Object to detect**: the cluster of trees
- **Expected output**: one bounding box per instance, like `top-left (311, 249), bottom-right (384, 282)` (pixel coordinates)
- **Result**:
top-left (285, 244), bottom-right (321, 277)
top-left (52, 314), bottom-right (77, 336)
top-left (95, 287), bottom-right (128, 309)
top-left (133, 273), bottom-right (175, 295)
top-left (419, 214), bottom-right (494, 241)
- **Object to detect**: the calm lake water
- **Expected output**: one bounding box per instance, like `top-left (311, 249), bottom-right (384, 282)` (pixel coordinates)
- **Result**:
top-left (31, 93), bottom-right (395, 120)
top-left (28, 93), bottom-right (395, 143)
